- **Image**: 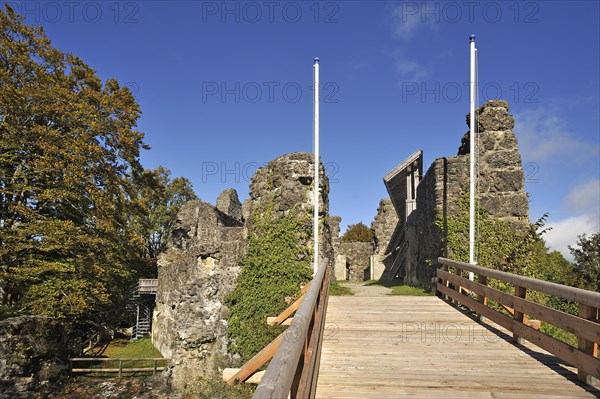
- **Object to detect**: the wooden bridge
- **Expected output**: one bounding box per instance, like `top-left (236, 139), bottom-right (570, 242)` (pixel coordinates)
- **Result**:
top-left (224, 258), bottom-right (600, 398)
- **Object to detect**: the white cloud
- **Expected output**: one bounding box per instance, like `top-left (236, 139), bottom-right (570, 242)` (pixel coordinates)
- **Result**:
top-left (391, 49), bottom-right (430, 82)
top-left (566, 179), bottom-right (600, 213)
top-left (544, 214), bottom-right (600, 261)
top-left (390, 3), bottom-right (439, 41)
top-left (514, 107), bottom-right (600, 163)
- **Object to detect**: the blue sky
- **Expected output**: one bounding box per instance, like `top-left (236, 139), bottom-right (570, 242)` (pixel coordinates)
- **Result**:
top-left (10, 0), bottom-right (599, 260)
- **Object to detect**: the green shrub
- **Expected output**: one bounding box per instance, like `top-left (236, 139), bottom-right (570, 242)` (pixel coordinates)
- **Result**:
top-left (437, 194), bottom-right (589, 346)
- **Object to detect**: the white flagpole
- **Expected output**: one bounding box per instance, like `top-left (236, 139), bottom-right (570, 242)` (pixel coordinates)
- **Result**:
top-left (313, 57), bottom-right (320, 275)
top-left (469, 35), bottom-right (476, 280)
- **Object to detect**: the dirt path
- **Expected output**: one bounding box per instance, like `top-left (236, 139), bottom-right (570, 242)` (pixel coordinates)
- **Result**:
top-left (338, 282), bottom-right (391, 297)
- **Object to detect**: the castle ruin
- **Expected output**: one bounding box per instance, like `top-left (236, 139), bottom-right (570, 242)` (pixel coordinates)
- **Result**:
top-left (368, 100), bottom-right (529, 287)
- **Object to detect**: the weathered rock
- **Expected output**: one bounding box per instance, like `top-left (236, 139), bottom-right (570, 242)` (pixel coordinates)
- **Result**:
top-left (248, 153), bottom-right (334, 270)
top-left (0, 317), bottom-right (75, 399)
top-left (371, 199), bottom-right (399, 256)
top-left (152, 153), bottom-right (336, 391)
top-left (216, 188), bottom-right (243, 222)
top-left (152, 198), bottom-right (246, 391)
top-left (329, 216), bottom-right (342, 258)
top-left (408, 100), bottom-right (529, 287)
top-left (339, 242), bottom-right (374, 281)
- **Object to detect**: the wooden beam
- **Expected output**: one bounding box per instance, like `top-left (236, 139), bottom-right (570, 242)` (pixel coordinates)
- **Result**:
top-left (267, 317), bottom-right (293, 326)
top-left (72, 367), bottom-right (166, 373)
top-left (223, 368), bottom-right (265, 384)
top-left (226, 331), bottom-right (286, 386)
top-left (268, 290), bottom-right (307, 326)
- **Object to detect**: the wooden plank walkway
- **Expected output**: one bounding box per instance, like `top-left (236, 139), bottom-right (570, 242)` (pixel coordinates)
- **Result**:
top-left (316, 295), bottom-right (599, 399)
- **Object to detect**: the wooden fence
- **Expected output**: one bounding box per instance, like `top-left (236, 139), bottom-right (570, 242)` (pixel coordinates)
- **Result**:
top-left (70, 357), bottom-right (169, 378)
top-left (437, 257), bottom-right (599, 386)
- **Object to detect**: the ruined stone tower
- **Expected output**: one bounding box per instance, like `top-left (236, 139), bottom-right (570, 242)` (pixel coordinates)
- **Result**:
top-left (152, 152), bottom-right (333, 390)
top-left (373, 100), bottom-right (529, 287)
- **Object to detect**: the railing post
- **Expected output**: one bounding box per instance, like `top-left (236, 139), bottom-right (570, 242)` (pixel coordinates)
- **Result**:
top-left (578, 304), bottom-right (599, 387)
top-left (454, 267), bottom-right (462, 303)
top-left (513, 286), bottom-right (526, 344)
top-left (118, 359), bottom-right (123, 378)
top-left (441, 263), bottom-right (449, 300)
top-left (477, 274), bottom-right (487, 321)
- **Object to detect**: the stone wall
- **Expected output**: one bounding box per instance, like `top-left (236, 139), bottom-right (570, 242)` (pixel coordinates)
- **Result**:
top-left (0, 317), bottom-right (75, 399)
top-left (415, 100), bottom-right (529, 287)
top-left (338, 242), bottom-right (374, 281)
top-left (248, 153), bottom-right (334, 270)
top-left (371, 199), bottom-right (399, 256)
top-left (152, 195), bottom-right (246, 390)
top-left (329, 216), bottom-right (342, 257)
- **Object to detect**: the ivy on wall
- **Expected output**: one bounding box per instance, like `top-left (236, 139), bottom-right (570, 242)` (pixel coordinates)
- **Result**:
top-left (226, 202), bottom-right (313, 362)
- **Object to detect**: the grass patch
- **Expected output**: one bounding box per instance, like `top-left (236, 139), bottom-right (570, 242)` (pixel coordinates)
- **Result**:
top-left (79, 338), bottom-right (166, 378)
top-left (365, 279), bottom-right (403, 287)
top-left (100, 338), bottom-right (162, 359)
top-left (388, 285), bottom-right (432, 296)
top-left (329, 282), bottom-right (354, 296)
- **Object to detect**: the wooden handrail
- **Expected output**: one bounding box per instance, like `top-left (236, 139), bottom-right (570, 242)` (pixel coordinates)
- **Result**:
top-left (437, 257), bottom-right (600, 387)
top-left (439, 258), bottom-right (600, 307)
top-left (253, 258), bottom-right (330, 399)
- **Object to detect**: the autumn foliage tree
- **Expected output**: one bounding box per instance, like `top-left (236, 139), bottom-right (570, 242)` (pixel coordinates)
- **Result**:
top-left (0, 5), bottom-right (195, 322)
top-left (341, 222), bottom-right (374, 243)
top-left (131, 166), bottom-right (197, 276)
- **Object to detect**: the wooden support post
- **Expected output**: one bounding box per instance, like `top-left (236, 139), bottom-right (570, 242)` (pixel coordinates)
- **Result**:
top-left (441, 264), bottom-right (449, 300)
top-left (223, 369), bottom-right (266, 384)
top-left (578, 304), bottom-right (599, 387)
top-left (477, 275), bottom-right (487, 321)
top-left (118, 360), bottom-right (123, 378)
top-left (513, 286), bottom-right (527, 344)
top-left (267, 317), bottom-right (293, 326)
top-left (268, 282), bottom-right (312, 326)
top-left (226, 331), bottom-right (286, 386)
top-left (454, 267), bottom-right (462, 303)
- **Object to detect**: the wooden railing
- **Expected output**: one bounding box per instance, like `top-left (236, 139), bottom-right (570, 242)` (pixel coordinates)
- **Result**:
top-left (231, 258), bottom-right (329, 399)
top-left (437, 257), bottom-right (600, 386)
top-left (70, 357), bottom-right (169, 378)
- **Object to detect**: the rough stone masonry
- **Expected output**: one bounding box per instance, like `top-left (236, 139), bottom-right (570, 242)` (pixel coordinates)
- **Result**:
top-left (373, 100), bottom-right (529, 287)
top-left (152, 152), bottom-right (333, 391)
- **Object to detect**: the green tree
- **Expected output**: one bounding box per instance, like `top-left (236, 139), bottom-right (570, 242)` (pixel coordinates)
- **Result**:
top-left (131, 166), bottom-right (197, 276)
top-left (569, 233), bottom-right (600, 292)
top-left (0, 5), bottom-right (146, 319)
top-left (438, 196), bottom-right (580, 287)
top-left (341, 222), bottom-right (373, 243)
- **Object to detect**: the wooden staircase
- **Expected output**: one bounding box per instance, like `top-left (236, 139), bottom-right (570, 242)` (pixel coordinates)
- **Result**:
top-left (127, 279), bottom-right (158, 340)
